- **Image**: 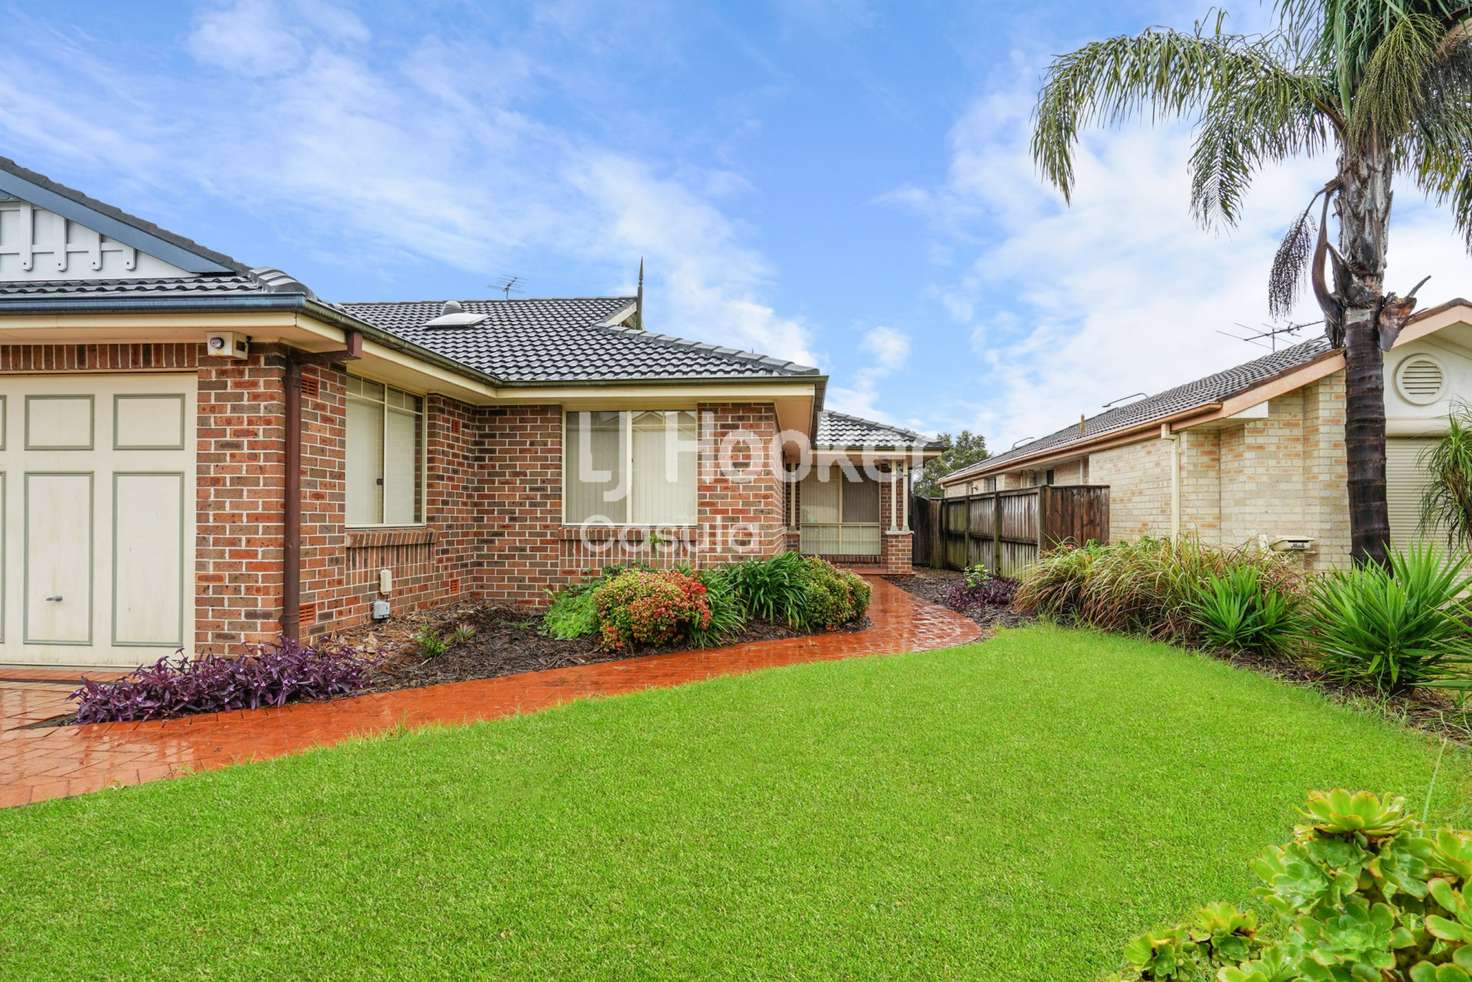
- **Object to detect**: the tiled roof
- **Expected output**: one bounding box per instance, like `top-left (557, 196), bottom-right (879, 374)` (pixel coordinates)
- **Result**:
top-left (0, 155), bottom-right (250, 274)
top-left (340, 297), bottom-right (822, 383)
top-left (0, 270), bottom-right (309, 300)
top-left (815, 410), bottom-right (936, 448)
top-left (943, 337), bottom-right (1336, 484)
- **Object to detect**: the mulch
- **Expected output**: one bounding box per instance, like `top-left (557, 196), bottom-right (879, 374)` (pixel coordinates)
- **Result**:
top-left (884, 569), bottom-right (1035, 631)
top-left (339, 600), bottom-right (870, 694)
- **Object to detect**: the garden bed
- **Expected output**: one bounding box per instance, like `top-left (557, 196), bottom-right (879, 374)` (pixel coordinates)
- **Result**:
top-left (884, 568), bottom-right (1034, 630)
top-left (345, 600), bottom-right (870, 693)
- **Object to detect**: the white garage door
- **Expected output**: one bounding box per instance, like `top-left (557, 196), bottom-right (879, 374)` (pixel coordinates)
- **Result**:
top-left (0, 374), bottom-right (194, 667)
top-left (1387, 438), bottom-right (1441, 554)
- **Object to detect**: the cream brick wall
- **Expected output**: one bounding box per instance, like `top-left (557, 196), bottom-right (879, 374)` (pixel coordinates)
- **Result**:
top-left (941, 369), bottom-right (1355, 569)
top-left (1179, 429), bottom-right (1221, 546)
top-left (1052, 458), bottom-right (1088, 485)
top-left (1220, 392), bottom-right (1309, 552)
top-left (1088, 438), bottom-right (1173, 540)
top-left (1302, 375), bottom-right (1352, 569)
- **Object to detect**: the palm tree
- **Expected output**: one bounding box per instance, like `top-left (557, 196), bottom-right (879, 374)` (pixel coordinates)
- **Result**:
top-left (1032, 1), bottom-right (1472, 566)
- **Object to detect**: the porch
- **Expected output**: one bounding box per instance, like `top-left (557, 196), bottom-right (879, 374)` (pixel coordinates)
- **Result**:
top-left (787, 411), bottom-right (941, 575)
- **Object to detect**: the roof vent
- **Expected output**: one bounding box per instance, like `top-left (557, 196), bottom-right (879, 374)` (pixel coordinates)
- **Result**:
top-left (1395, 354), bottom-right (1445, 405)
top-left (424, 300), bottom-right (488, 329)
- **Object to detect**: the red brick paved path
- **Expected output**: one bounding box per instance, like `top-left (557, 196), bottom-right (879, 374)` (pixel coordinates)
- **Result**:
top-left (0, 576), bottom-right (978, 808)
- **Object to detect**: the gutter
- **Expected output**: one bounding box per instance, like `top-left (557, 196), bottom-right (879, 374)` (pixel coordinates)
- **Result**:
top-left (0, 294), bottom-right (507, 392)
top-left (939, 403), bottom-right (1225, 487)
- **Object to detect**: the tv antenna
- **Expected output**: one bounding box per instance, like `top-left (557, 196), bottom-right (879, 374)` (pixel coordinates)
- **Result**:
top-left (1215, 318), bottom-right (1322, 352)
top-left (491, 274), bottom-right (524, 300)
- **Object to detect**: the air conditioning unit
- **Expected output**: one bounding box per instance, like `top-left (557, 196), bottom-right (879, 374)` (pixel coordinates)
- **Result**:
top-left (205, 332), bottom-right (249, 359)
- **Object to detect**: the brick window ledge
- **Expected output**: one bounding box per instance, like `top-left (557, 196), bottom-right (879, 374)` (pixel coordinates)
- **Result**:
top-left (347, 527), bottom-right (436, 549)
top-left (558, 525), bottom-right (699, 543)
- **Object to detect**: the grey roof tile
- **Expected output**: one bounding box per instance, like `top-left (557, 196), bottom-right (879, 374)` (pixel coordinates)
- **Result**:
top-left (0, 270), bottom-right (307, 300)
top-left (944, 337), bottom-right (1335, 484)
top-left (816, 410), bottom-right (935, 449)
top-left (340, 297), bottom-right (823, 383)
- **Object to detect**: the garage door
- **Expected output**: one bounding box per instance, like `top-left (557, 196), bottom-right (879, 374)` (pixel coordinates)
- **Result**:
top-left (0, 374), bottom-right (194, 667)
top-left (1387, 438), bottom-right (1441, 553)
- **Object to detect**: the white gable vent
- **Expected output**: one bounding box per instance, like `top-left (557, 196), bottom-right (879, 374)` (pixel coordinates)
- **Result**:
top-left (424, 300), bottom-right (488, 329)
top-left (1395, 354), bottom-right (1445, 405)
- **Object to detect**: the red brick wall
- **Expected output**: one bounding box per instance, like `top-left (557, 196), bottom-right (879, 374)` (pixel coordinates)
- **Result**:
top-left (196, 351), bottom-right (289, 651)
top-left (698, 402), bottom-right (786, 560)
top-left (0, 344), bottom-right (797, 639)
top-left (0, 341), bottom-right (289, 654)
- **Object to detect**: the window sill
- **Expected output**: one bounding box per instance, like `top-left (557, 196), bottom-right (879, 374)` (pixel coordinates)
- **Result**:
top-left (559, 525), bottom-right (699, 543)
top-left (346, 527), bottom-right (435, 548)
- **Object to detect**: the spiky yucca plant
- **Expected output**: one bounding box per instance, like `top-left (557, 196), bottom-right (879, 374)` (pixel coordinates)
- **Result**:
top-left (1033, 0), bottom-right (1472, 567)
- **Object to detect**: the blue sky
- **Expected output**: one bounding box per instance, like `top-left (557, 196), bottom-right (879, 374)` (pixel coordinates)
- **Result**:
top-left (6, 0), bottom-right (1472, 449)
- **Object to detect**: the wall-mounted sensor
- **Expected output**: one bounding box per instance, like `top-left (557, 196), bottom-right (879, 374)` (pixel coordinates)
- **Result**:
top-left (205, 332), bottom-right (249, 359)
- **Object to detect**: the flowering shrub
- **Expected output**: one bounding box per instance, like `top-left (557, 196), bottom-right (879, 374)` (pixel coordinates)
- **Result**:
top-left (1108, 790), bottom-right (1472, 981)
top-left (593, 569), bottom-right (712, 652)
top-left (940, 576), bottom-right (1018, 614)
top-left (71, 637), bottom-right (370, 724)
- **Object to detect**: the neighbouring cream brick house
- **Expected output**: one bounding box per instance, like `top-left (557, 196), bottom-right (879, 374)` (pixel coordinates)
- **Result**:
top-left (939, 301), bottom-right (1472, 570)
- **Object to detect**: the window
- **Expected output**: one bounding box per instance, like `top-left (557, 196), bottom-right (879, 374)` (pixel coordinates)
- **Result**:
top-left (564, 410), bottom-right (697, 524)
top-left (1044, 468), bottom-right (1056, 486)
top-left (981, 477), bottom-right (997, 493)
top-left (346, 377), bottom-right (423, 526)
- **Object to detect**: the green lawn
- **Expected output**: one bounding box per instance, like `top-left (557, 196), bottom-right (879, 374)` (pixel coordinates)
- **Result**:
top-left (4, 625), bottom-right (1470, 979)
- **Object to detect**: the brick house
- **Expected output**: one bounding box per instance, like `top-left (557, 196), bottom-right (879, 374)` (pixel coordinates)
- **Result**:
top-left (939, 301), bottom-right (1472, 570)
top-left (0, 157), bottom-right (936, 668)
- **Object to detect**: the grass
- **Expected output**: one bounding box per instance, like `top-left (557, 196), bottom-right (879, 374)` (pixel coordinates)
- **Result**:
top-left (4, 624), bottom-right (1472, 979)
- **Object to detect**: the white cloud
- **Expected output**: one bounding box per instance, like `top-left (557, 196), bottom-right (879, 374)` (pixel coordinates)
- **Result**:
top-left (187, 0), bottom-right (306, 77)
top-left (0, 3), bottom-right (816, 365)
top-left (893, 71), bottom-right (1472, 451)
top-left (827, 325), bottom-right (912, 422)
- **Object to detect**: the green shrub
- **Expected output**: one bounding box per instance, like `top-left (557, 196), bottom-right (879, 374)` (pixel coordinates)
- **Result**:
top-left (727, 552), bottom-right (809, 626)
top-left (1420, 400), bottom-right (1472, 551)
top-left (414, 626), bottom-right (449, 659)
top-left (962, 563), bottom-right (992, 588)
top-left (795, 556), bottom-right (870, 630)
top-left (592, 569), bottom-right (712, 652)
top-left (687, 566), bottom-right (748, 647)
top-left (1013, 540), bottom-right (1105, 620)
top-left (1190, 566), bottom-right (1303, 657)
top-left (1107, 789), bottom-right (1472, 982)
top-left (543, 585), bottom-right (599, 640)
top-left (1306, 546), bottom-right (1472, 696)
top-left (1016, 538), bottom-right (1302, 646)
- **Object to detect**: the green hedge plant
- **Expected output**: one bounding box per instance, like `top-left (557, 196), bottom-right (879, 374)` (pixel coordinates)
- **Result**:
top-left (1109, 790), bottom-right (1472, 981)
top-left (1016, 538), bottom-right (1302, 647)
top-left (1190, 566), bottom-right (1303, 657)
top-left (1306, 546), bottom-right (1472, 696)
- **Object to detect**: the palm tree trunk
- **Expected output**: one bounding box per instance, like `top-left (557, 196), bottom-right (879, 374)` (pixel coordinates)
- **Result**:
top-left (1336, 148), bottom-right (1393, 567)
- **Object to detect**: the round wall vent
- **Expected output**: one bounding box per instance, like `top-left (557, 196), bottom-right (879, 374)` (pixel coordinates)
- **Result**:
top-left (1395, 354), bottom-right (1446, 406)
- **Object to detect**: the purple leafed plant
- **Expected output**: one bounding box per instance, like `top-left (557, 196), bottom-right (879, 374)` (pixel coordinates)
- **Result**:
top-left (940, 577), bottom-right (1019, 614)
top-left (71, 637), bottom-right (370, 724)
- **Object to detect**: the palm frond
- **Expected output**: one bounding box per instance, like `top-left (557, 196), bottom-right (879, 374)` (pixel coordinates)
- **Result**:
top-left (1032, 14), bottom-right (1313, 202)
top-left (1418, 400), bottom-right (1472, 549)
top-left (1409, 41), bottom-right (1472, 249)
top-left (1351, 12), bottom-right (1443, 144)
top-left (1269, 201), bottom-right (1317, 319)
top-left (1188, 69), bottom-right (1333, 226)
